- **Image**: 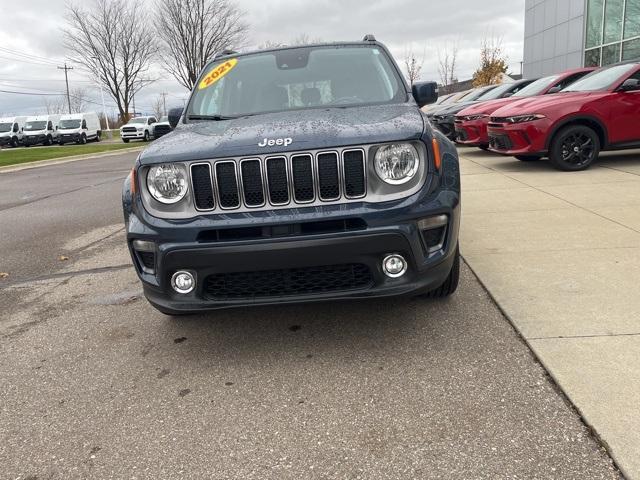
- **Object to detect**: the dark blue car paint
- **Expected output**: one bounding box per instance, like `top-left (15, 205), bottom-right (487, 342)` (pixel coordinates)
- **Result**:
top-left (122, 41), bottom-right (461, 313)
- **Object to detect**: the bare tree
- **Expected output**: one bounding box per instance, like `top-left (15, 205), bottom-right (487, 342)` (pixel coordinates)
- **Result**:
top-left (44, 97), bottom-right (67, 115)
top-left (404, 47), bottom-right (424, 86)
top-left (151, 95), bottom-right (165, 120)
top-left (69, 87), bottom-right (89, 113)
top-left (64, 0), bottom-right (156, 121)
top-left (438, 42), bottom-right (459, 95)
top-left (154, 0), bottom-right (248, 90)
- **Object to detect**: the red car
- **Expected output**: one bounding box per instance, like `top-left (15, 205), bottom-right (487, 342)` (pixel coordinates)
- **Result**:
top-left (486, 62), bottom-right (640, 171)
top-left (454, 67), bottom-right (595, 151)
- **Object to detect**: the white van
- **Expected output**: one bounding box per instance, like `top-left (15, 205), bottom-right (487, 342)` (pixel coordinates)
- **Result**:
top-left (58, 112), bottom-right (101, 145)
top-left (23, 115), bottom-right (61, 147)
top-left (0, 116), bottom-right (27, 148)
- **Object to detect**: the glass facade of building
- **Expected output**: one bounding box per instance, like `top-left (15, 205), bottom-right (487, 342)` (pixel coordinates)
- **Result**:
top-left (585, 0), bottom-right (640, 66)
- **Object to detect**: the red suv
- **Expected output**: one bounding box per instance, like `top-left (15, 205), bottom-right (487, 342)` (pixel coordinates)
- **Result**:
top-left (487, 62), bottom-right (640, 170)
top-left (455, 67), bottom-right (595, 151)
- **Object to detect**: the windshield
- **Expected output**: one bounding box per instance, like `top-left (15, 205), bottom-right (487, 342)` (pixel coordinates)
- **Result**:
top-left (188, 45), bottom-right (405, 118)
top-left (476, 82), bottom-right (521, 101)
top-left (160, 116), bottom-right (168, 122)
top-left (24, 121), bottom-right (46, 131)
top-left (462, 87), bottom-right (496, 102)
top-left (0, 123), bottom-right (12, 133)
top-left (563, 64), bottom-right (636, 92)
top-left (59, 119), bottom-right (81, 129)
top-left (129, 118), bottom-right (146, 124)
top-left (513, 75), bottom-right (560, 97)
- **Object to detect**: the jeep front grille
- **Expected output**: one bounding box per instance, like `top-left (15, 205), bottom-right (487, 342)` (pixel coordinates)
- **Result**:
top-left (189, 148), bottom-right (366, 212)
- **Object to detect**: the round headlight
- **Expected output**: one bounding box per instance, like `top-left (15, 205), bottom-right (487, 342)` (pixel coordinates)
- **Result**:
top-left (374, 143), bottom-right (420, 185)
top-left (147, 164), bottom-right (188, 204)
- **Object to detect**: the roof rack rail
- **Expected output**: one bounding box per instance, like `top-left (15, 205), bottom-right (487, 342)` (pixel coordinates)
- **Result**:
top-left (213, 49), bottom-right (238, 60)
top-left (362, 34), bottom-right (376, 42)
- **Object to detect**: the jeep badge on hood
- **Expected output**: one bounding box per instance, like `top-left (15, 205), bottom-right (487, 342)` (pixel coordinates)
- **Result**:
top-left (258, 137), bottom-right (293, 147)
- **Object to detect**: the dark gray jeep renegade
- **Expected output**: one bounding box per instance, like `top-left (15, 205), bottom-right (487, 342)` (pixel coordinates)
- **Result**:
top-left (122, 36), bottom-right (461, 315)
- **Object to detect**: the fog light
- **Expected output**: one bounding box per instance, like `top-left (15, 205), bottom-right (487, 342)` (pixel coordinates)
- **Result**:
top-left (171, 271), bottom-right (195, 294)
top-left (382, 254), bottom-right (407, 278)
top-left (132, 239), bottom-right (155, 252)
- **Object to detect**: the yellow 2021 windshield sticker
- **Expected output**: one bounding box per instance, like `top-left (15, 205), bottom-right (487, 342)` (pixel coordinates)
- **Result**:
top-left (198, 58), bottom-right (238, 90)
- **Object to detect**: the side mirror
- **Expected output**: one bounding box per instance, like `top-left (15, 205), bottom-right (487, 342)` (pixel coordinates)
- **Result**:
top-left (412, 81), bottom-right (439, 107)
top-left (168, 107), bottom-right (183, 129)
top-left (503, 92), bottom-right (514, 98)
top-left (547, 86), bottom-right (562, 94)
top-left (619, 78), bottom-right (640, 92)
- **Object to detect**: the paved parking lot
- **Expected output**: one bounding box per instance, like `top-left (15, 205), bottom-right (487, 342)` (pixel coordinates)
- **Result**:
top-left (458, 146), bottom-right (640, 479)
top-left (0, 151), bottom-right (623, 479)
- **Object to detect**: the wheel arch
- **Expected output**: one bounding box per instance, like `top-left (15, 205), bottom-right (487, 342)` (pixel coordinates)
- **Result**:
top-left (545, 115), bottom-right (608, 150)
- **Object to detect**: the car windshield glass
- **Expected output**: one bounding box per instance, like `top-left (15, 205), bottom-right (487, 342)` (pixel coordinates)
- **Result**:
top-left (476, 83), bottom-right (519, 100)
top-left (0, 123), bottom-right (12, 132)
top-left (562, 64), bottom-right (636, 92)
top-left (24, 121), bottom-right (46, 130)
top-left (59, 119), bottom-right (81, 129)
top-left (129, 118), bottom-right (146, 124)
top-left (461, 87), bottom-right (495, 102)
top-left (160, 116), bottom-right (168, 122)
top-left (513, 75), bottom-right (559, 97)
top-left (188, 45), bottom-right (405, 118)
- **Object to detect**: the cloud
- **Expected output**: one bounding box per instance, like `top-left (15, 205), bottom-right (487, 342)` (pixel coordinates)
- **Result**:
top-left (0, 0), bottom-right (524, 117)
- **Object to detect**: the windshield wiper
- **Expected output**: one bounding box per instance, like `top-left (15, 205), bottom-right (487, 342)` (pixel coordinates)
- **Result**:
top-left (187, 114), bottom-right (238, 121)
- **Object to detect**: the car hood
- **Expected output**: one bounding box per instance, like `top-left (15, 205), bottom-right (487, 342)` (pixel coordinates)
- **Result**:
top-left (458, 97), bottom-right (521, 116)
top-left (490, 92), bottom-right (604, 117)
top-left (139, 104), bottom-right (425, 165)
top-left (432, 100), bottom-right (481, 117)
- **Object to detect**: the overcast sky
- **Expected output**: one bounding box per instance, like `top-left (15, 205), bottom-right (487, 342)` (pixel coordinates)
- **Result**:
top-left (0, 0), bottom-right (525, 118)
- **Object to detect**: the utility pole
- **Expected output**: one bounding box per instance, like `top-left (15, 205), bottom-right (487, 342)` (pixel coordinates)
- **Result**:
top-left (160, 92), bottom-right (168, 117)
top-left (57, 63), bottom-right (74, 114)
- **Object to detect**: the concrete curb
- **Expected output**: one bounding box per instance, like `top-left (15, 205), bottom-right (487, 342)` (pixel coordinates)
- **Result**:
top-left (0, 146), bottom-right (144, 174)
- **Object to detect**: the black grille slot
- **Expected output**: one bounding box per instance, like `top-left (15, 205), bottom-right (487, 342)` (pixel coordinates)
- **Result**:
top-left (266, 157), bottom-right (289, 205)
top-left (240, 160), bottom-right (265, 207)
top-left (122, 127), bottom-right (137, 133)
top-left (342, 150), bottom-right (366, 198)
top-left (215, 162), bottom-right (240, 208)
top-left (489, 134), bottom-right (512, 151)
top-left (291, 154), bottom-right (314, 202)
top-left (136, 251), bottom-right (155, 270)
top-left (204, 264), bottom-right (373, 300)
top-left (191, 163), bottom-right (215, 210)
top-left (317, 152), bottom-right (340, 200)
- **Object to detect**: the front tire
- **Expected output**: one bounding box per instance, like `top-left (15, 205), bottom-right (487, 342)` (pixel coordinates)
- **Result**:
top-left (10, 137), bottom-right (18, 148)
top-left (123, 138), bottom-right (130, 143)
top-left (45, 135), bottom-right (52, 146)
top-left (549, 125), bottom-right (600, 171)
top-left (80, 134), bottom-right (87, 145)
top-left (425, 245), bottom-right (460, 298)
top-left (143, 131), bottom-right (150, 142)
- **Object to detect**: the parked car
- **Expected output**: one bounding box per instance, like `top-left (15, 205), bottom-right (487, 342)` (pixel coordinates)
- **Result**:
top-left (455, 68), bottom-right (596, 151)
top-left (120, 116), bottom-right (157, 143)
top-left (430, 79), bottom-right (537, 140)
top-left (122, 36), bottom-right (462, 315)
top-left (0, 116), bottom-right (27, 148)
top-left (487, 62), bottom-right (640, 170)
top-left (23, 115), bottom-right (61, 147)
top-left (151, 116), bottom-right (172, 139)
top-left (426, 86), bottom-right (496, 118)
top-left (58, 112), bottom-right (101, 145)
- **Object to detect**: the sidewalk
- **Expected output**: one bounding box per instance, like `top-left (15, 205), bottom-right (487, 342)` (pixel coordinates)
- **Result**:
top-left (458, 146), bottom-right (640, 479)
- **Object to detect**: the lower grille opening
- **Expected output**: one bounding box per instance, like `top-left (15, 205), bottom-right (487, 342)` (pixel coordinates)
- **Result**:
top-left (135, 250), bottom-right (155, 273)
top-left (203, 263), bottom-right (373, 300)
top-left (421, 226), bottom-right (447, 253)
top-left (196, 218), bottom-right (367, 243)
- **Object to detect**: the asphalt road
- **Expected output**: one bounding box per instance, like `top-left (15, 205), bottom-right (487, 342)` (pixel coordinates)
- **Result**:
top-left (0, 153), bottom-right (621, 479)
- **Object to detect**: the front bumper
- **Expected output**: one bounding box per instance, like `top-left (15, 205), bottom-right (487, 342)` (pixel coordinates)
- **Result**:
top-left (455, 119), bottom-right (489, 146)
top-left (125, 178), bottom-right (461, 313)
top-left (430, 116), bottom-right (456, 140)
top-left (0, 136), bottom-right (13, 146)
top-left (23, 135), bottom-right (47, 145)
top-left (121, 130), bottom-right (146, 139)
top-left (59, 133), bottom-right (81, 143)
top-left (487, 119), bottom-right (549, 155)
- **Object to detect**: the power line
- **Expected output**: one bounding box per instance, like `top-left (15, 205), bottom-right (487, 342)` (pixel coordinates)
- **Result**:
top-left (0, 89), bottom-right (61, 96)
top-left (0, 46), bottom-right (60, 65)
top-left (0, 54), bottom-right (58, 68)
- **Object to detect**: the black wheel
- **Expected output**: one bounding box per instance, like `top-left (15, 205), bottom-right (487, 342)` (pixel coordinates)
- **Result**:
top-left (58, 141), bottom-right (65, 146)
top-left (96, 131), bottom-right (102, 142)
top-left (549, 125), bottom-right (600, 171)
top-left (479, 145), bottom-right (489, 151)
top-left (45, 135), bottom-right (52, 146)
top-left (10, 137), bottom-right (18, 148)
top-left (80, 134), bottom-right (87, 145)
top-left (123, 138), bottom-right (130, 143)
top-left (515, 155), bottom-right (541, 162)
top-left (143, 131), bottom-right (149, 142)
top-left (425, 245), bottom-right (460, 298)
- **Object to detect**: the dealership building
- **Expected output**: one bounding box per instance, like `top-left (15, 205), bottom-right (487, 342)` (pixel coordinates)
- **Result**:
top-left (523, 0), bottom-right (640, 77)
